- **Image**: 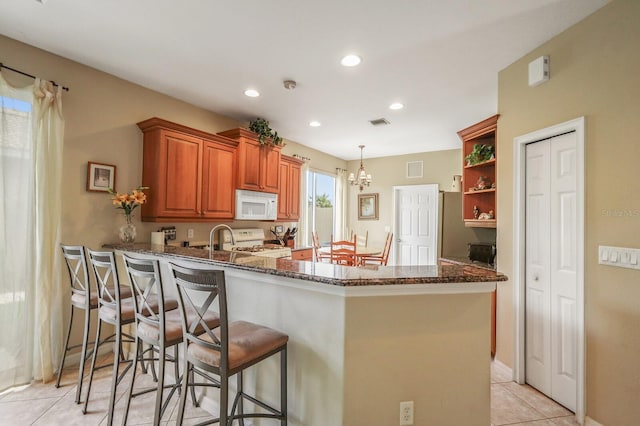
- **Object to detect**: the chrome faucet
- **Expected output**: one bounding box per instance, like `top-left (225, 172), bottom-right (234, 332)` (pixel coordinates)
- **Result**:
top-left (209, 224), bottom-right (235, 258)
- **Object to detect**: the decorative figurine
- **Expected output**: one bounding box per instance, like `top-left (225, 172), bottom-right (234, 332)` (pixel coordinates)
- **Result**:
top-left (473, 205), bottom-right (480, 219)
top-left (476, 176), bottom-right (489, 190)
top-left (478, 210), bottom-right (495, 220)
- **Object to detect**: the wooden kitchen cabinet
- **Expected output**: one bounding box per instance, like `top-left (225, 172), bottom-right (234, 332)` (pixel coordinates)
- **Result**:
top-left (457, 114), bottom-right (499, 228)
top-left (137, 118), bottom-right (238, 222)
top-left (277, 155), bottom-right (303, 221)
top-left (290, 248), bottom-right (313, 261)
top-left (217, 128), bottom-right (281, 193)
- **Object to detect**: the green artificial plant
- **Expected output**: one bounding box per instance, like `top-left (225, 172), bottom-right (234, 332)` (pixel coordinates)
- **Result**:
top-left (465, 144), bottom-right (495, 166)
top-left (248, 118), bottom-right (284, 146)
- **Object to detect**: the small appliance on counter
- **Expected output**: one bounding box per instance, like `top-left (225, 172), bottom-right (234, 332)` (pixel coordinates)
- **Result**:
top-left (468, 242), bottom-right (496, 266)
top-left (221, 228), bottom-right (291, 258)
top-left (157, 226), bottom-right (176, 244)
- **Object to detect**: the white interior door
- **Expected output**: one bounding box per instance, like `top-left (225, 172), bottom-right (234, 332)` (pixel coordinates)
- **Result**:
top-left (525, 132), bottom-right (578, 411)
top-left (393, 184), bottom-right (439, 265)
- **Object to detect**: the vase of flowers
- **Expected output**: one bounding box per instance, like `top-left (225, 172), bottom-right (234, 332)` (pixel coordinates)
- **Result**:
top-left (108, 186), bottom-right (149, 244)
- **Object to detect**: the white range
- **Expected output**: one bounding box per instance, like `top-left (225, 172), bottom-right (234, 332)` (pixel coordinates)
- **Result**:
top-left (221, 228), bottom-right (291, 258)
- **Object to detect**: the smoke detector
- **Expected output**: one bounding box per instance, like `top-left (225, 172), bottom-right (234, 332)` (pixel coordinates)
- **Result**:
top-left (283, 80), bottom-right (297, 90)
top-left (369, 118), bottom-right (390, 126)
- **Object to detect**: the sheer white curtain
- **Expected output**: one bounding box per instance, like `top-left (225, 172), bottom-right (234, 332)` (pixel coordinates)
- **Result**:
top-left (334, 168), bottom-right (349, 240)
top-left (298, 161), bottom-right (310, 247)
top-left (0, 73), bottom-right (65, 391)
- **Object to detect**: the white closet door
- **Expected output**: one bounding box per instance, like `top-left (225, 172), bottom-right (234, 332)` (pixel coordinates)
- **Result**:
top-left (525, 141), bottom-right (552, 395)
top-left (525, 132), bottom-right (577, 411)
top-left (549, 132), bottom-right (578, 411)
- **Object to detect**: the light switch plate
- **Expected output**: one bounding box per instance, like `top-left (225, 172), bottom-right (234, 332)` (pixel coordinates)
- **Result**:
top-left (599, 245), bottom-right (640, 271)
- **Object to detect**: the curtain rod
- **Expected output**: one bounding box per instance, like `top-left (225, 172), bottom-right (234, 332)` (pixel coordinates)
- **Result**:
top-left (0, 62), bottom-right (70, 92)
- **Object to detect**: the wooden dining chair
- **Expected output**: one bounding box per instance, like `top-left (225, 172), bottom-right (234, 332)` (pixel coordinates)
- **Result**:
top-left (312, 231), bottom-right (330, 263)
top-left (360, 233), bottom-right (393, 266)
top-left (351, 230), bottom-right (368, 247)
top-left (330, 234), bottom-right (357, 266)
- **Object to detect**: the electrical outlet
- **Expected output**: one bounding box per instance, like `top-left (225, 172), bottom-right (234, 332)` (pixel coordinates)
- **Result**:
top-left (399, 401), bottom-right (413, 425)
top-left (187, 229), bottom-right (194, 239)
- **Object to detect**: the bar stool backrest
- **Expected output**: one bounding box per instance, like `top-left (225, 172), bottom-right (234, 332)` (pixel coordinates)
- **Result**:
top-left (87, 249), bottom-right (123, 312)
top-left (61, 245), bottom-right (91, 309)
top-left (123, 256), bottom-right (168, 338)
top-left (169, 263), bottom-right (228, 370)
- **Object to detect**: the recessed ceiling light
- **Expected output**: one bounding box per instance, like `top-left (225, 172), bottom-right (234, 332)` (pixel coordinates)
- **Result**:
top-left (389, 102), bottom-right (404, 110)
top-left (309, 121), bottom-right (321, 127)
top-left (340, 54), bottom-right (361, 67)
top-left (244, 89), bottom-right (260, 98)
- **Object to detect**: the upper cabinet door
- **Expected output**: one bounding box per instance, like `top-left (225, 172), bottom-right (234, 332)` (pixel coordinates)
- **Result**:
top-left (261, 146), bottom-right (281, 193)
top-left (217, 128), bottom-right (281, 194)
top-left (237, 138), bottom-right (262, 191)
top-left (138, 118), bottom-right (239, 222)
top-left (277, 155), bottom-right (303, 221)
top-left (288, 161), bottom-right (301, 219)
top-left (142, 128), bottom-right (202, 220)
top-left (277, 161), bottom-right (291, 220)
top-left (201, 138), bottom-right (237, 219)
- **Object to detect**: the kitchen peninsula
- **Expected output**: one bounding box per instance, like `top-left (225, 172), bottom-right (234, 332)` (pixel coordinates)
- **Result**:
top-left (110, 243), bottom-right (507, 426)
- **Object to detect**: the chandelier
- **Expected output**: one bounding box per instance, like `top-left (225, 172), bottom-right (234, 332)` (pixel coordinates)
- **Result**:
top-left (348, 145), bottom-right (372, 191)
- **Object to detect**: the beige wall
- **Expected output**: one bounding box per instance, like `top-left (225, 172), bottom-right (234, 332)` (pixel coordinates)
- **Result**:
top-left (344, 293), bottom-right (491, 425)
top-left (346, 149), bottom-right (462, 250)
top-left (496, 0), bottom-right (640, 423)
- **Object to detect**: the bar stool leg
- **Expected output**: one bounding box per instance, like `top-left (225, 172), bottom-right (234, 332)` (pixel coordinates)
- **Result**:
top-left (55, 305), bottom-right (74, 389)
top-left (149, 344), bottom-right (158, 382)
top-left (237, 371), bottom-right (245, 426)
top-left (189, 367), bottom-right (198, 407)
top-left (106, 323), bottom-right (122, 425)
top-left (281, 347), bottom-right (287, 426)
top-left (82, 318), bottom-right (102, 414)
top-left (220, 374), bottom-right (228, 426)
top-left (176, 354), bottom-right (190, 426)
top-left (75, 306), bottom-right (92, 404)
top-left (122, 333), bottom-right (141, 426)
top-left (154, 345), bottom-right (166, 426)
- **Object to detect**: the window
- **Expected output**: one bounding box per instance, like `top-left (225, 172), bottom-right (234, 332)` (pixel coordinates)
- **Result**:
top-left (0, 94), bottom-right (34, 387)
top-left (307, 170), bottom-right (335, 246)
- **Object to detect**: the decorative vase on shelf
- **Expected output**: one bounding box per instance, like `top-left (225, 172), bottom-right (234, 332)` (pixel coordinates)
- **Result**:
top-left (119, 214), bottom-right (137, 244)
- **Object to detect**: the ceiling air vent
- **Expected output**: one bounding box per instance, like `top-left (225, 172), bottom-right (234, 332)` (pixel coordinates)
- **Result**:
top-left (369, 118), bottom-right (390, 126)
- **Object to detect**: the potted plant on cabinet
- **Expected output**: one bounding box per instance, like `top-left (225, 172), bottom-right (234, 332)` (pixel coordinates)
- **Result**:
top-left (248, 118), bottom-right (284, 146)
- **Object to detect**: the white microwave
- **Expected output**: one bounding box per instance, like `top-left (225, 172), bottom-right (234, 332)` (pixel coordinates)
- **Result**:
top-left (235, 189), bottom-right (278, 221)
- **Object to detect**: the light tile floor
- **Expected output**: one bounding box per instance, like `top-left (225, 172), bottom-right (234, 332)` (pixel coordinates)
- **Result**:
top-left (1, 356), bottom-right (579, 425)
top-left (0, 354), bottom-right (213, 425)
top-left (491, 361), bottom-right (578, 426)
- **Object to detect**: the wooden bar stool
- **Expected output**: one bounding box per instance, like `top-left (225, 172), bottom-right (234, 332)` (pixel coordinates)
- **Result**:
top-left (122, 256), bottom-right (220, 426)
top-left (168, 263), bottom-right (288, 426)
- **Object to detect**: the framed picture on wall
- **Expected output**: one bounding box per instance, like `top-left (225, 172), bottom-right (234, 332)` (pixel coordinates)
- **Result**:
top-left (358, 193), bottom-right (379, 220)
top-left (86, 161), bottom-right (116, 192)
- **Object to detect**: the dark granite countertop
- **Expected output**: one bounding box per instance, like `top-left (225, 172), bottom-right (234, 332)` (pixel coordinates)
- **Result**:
top-left (106, 243), bottom-right (507, 287)
top-left (440, 256), bottom-right (496, 271)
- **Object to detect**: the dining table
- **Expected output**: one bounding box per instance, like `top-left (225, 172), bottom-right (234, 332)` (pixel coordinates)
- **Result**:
top-left (318, 246), bottom-right (382, 264)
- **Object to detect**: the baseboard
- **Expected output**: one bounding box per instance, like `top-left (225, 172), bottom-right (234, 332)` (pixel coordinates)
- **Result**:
top-left (493, 358), bottom-right (514, 379)
top-left (585, 417), bottom-right (604, 426)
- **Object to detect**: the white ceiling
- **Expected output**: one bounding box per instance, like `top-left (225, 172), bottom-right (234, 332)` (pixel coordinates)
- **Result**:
top-left (0, 0), bottom-right (607, 160)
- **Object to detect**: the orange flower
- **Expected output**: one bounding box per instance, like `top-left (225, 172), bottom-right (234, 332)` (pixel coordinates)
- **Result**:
top-left (107, 186), bottom-right (149, 217)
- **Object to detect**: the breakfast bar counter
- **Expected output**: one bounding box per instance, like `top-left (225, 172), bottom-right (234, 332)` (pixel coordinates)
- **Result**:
top-left (109, 243), bottom-right (506, 426)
